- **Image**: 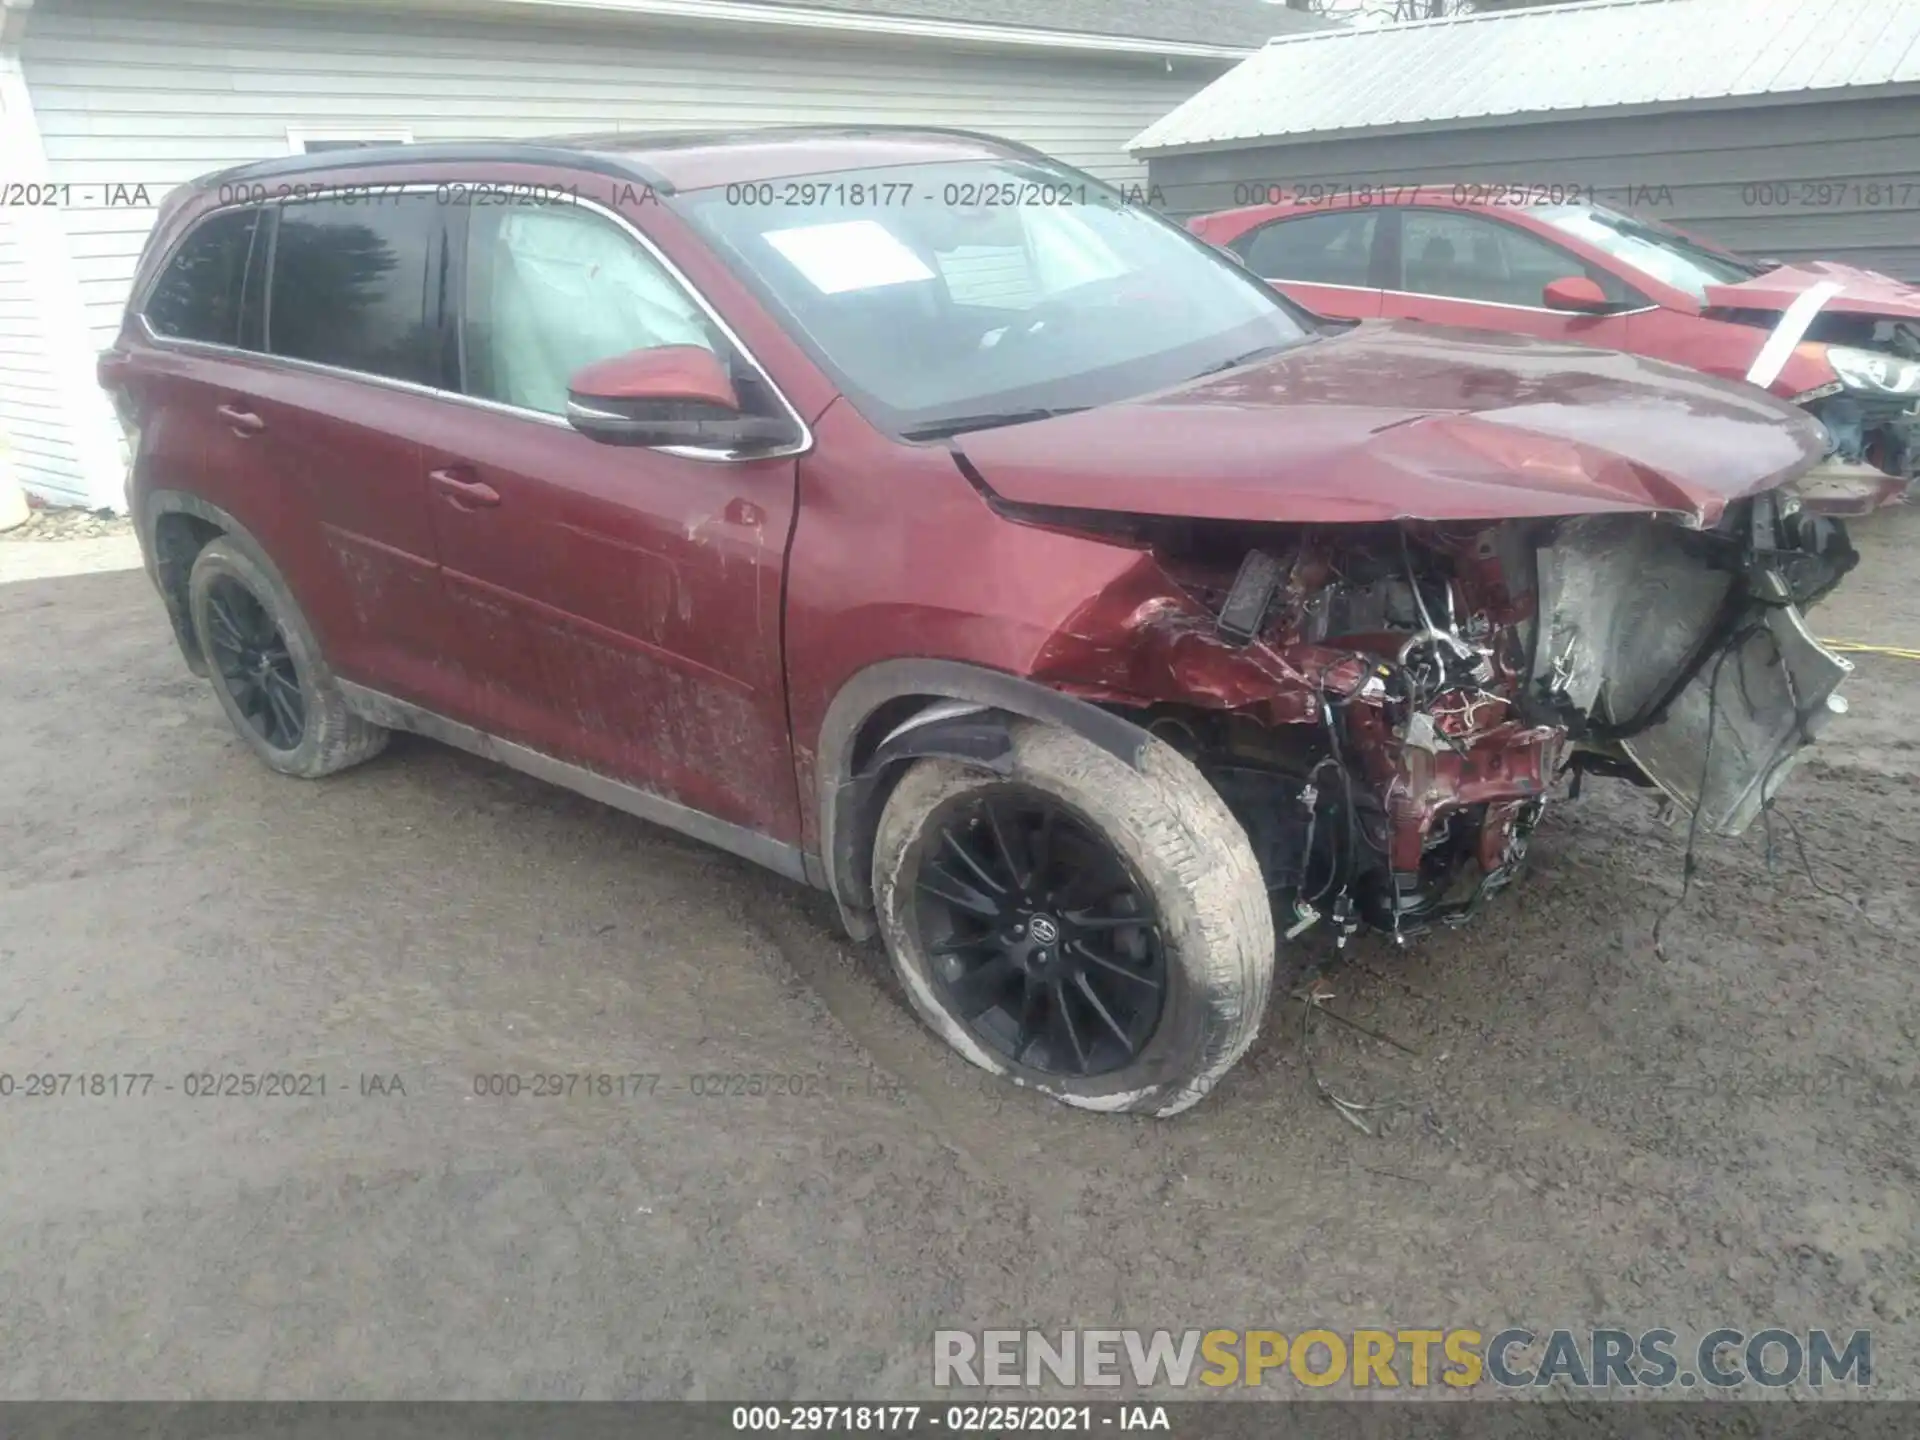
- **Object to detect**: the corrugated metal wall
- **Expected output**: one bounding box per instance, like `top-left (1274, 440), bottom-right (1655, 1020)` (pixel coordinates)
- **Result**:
top-left (1145, 94), bottom-right (1920, 283)
top-left (24, 0), bottom-right (1225, 354)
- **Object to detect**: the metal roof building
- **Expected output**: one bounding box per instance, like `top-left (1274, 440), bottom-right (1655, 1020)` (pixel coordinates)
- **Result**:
top-left (1131, 0), bottom-right (1920, 280)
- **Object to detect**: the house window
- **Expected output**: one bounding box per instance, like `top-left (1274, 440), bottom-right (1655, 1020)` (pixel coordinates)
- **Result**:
top-left (286, 128), bottom-right (414, 155)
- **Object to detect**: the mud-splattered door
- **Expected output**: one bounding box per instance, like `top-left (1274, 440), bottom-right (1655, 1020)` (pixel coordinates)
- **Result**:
top-left (418, 404), bottom-right (803, 844)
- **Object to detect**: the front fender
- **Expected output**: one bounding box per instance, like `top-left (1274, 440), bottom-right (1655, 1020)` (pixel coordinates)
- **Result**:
top-left (814, 659), bottom-right (1152, 938)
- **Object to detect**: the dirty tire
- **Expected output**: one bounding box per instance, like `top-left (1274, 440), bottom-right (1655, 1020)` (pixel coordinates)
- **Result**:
top-left (187, 537), bottom-right (388, 779)
top-left (872, 721), bottom-right (1274, 1117)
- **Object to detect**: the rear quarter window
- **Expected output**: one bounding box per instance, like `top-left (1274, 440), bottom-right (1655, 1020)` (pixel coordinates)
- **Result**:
top-left (144, 207), bottom-right (261, 344)
top-left (266, 193), bottom-right (442, 385)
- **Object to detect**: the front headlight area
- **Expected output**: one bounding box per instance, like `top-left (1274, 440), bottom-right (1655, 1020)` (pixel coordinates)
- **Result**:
top-left (1794, 341), bottom-right (1920, 488)
top-left (1826, 344), bottom-right (1920, 398)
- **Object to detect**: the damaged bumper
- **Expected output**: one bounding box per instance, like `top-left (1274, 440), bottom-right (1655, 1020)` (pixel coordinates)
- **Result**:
top-left (1762, 305), bottom-right (1920, 508)
top-left (1621, 606), bottom-right (1849, 835)
top-left (1020, 486), bottom-right (1856, 941)
top-left (1795, 392), bottom-right (1919, 512)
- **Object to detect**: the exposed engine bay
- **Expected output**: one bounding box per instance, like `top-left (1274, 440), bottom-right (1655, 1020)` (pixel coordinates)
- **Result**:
top-left (1028, 492), bottom-right (1858, 946)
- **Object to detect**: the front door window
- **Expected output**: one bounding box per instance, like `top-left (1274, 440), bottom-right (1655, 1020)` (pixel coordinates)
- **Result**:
top-left (462, 204), bottom-right (720, 417)
top-left (1397, 209), bottom-right (1625, 308)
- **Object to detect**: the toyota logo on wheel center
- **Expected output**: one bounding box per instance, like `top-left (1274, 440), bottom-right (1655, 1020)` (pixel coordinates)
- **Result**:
top-left (1027, 915), bottom-right (1060, 945)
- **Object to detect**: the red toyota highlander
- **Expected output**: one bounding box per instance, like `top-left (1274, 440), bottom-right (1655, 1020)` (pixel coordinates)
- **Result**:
top-left (1191, 187), bottom-right (1920, 508)
top-left (101, 130), bottom-right (1857, 1116)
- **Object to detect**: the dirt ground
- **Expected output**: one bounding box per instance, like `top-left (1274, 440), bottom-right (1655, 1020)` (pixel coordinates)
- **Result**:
top-left (0, 504), bottom-right (1914, 1405)
top-left (0, 502), bottom-right (141, 585)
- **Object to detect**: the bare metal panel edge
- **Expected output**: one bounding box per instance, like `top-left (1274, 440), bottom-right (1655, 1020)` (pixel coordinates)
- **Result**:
top-left (337, 680), bottom-right (815, 887)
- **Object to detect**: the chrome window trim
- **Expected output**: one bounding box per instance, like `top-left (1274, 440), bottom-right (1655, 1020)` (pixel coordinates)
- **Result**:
top-left (135, 185), bottom-right (814, 465)
top-left (1255, 276), bottom-right (1659, 316)
top-left (1260, 278), bottom-right (1380, 294)
top-left (566, 401), bottom-right (632, 422)
top-left (1378, 291), bottom-right (1661, 318)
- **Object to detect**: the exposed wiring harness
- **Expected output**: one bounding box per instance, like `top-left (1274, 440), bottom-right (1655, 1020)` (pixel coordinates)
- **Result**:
top-left (1654, 622), bottom-right (1871, 959)
top-left (1818, 638), bottom-right (1920, 662)
top-left (1651, 626), bottom-right (1748, 961)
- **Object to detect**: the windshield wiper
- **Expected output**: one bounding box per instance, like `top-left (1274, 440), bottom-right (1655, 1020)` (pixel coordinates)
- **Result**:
top-left (1189, 342), bottom-right (1296, 379)
top-left (900, 407), bottom-right (1088, 441)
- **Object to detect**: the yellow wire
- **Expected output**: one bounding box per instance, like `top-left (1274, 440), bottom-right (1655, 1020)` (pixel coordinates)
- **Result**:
top-left (1819, 639), bottom-right (1920, 662)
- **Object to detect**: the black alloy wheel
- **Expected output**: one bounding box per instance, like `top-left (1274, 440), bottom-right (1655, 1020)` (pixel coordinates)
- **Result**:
top-left (201, 574), bottom-right (306, 752)
top-left (911, 788), bottom-right (1167, 1078)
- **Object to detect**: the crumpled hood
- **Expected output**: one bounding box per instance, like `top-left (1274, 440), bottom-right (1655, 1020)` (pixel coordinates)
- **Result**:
top-left (1702, 261), bottom-right (1920, 319)
top-left (955, 320), bottom-right (1825, 526)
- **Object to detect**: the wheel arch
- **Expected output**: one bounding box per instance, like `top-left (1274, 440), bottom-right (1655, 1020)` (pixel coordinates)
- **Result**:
top-left (813, 658), bottom-right (1153, 939)
top-left (143, 491), bottom-right (298, 679)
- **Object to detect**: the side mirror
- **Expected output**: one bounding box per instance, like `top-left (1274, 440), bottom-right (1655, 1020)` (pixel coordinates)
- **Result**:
top-left (1542, 276), bottom-right (1613, 314)
top-left (565, 345), bottom-right (793, 451)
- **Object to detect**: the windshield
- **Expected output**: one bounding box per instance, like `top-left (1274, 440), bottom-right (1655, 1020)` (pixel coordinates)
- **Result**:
top-left (1533, 203), bottom-right (1764, 302)
top-left (675, 158), bottom-right (1314, 436)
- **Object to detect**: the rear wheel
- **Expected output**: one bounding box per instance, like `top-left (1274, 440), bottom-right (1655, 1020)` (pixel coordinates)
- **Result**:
top-left (187, 537), bottom-right (387, 778)
top-left (872, 721), bottom-right (1274, 1116)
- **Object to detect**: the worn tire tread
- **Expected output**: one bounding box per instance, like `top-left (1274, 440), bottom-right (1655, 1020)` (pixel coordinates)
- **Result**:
top-left (873, 720), bottom-right (1274, 1117)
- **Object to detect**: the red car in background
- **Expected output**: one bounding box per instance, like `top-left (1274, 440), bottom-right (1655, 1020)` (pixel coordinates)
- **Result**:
top-left (1191, 188), bottom-right (1920, 508)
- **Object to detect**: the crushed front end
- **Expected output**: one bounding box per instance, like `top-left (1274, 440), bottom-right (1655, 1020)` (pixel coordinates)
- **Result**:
top-left (1029, 493), bottom-right (1857, 946)
top-left (1761, 314), bottom-right (1920, 509)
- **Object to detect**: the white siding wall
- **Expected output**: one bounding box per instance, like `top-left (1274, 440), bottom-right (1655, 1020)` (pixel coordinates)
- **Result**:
top-left (0, 216), bottom-right (87, 502)
top-left (23, 0), bottom-right (1224, 354)
top-left (1, 46), bottom-right (121, 506)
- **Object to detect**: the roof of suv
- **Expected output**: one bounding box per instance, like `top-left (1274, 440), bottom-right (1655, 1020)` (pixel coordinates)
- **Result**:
top-left (202, 126), bottom-right (1048, 198)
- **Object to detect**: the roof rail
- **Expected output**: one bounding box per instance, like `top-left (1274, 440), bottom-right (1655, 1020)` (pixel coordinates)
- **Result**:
top-left (545, 122), bottom-right (1048, 162)
top-left (198, 141), bottom-right (675, 195)
top-left (197, 126), bottom-right (1092, 201)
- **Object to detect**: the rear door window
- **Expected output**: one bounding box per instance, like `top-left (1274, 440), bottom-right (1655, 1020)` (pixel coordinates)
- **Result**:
top-left (144, 207), bottom-right (261, 344)
top-left (266, 193), bottom-right (444, 384)
top-left (1236, 210), bottom-right (1378, 286)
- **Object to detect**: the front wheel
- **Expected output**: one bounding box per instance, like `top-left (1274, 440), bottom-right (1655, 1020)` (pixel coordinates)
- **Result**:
top-left (871, 721), bottom-right (1274, 1117)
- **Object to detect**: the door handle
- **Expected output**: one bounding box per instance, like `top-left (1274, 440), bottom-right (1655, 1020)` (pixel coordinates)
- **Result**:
top-left (429, 467), bottom-right (501, 509)
top-left (215, 403), bottom-right (264, 437)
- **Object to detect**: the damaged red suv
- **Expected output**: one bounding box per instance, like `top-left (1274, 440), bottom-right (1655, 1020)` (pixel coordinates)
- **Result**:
top-left (102, 129), bottom-right (1858, 1116)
